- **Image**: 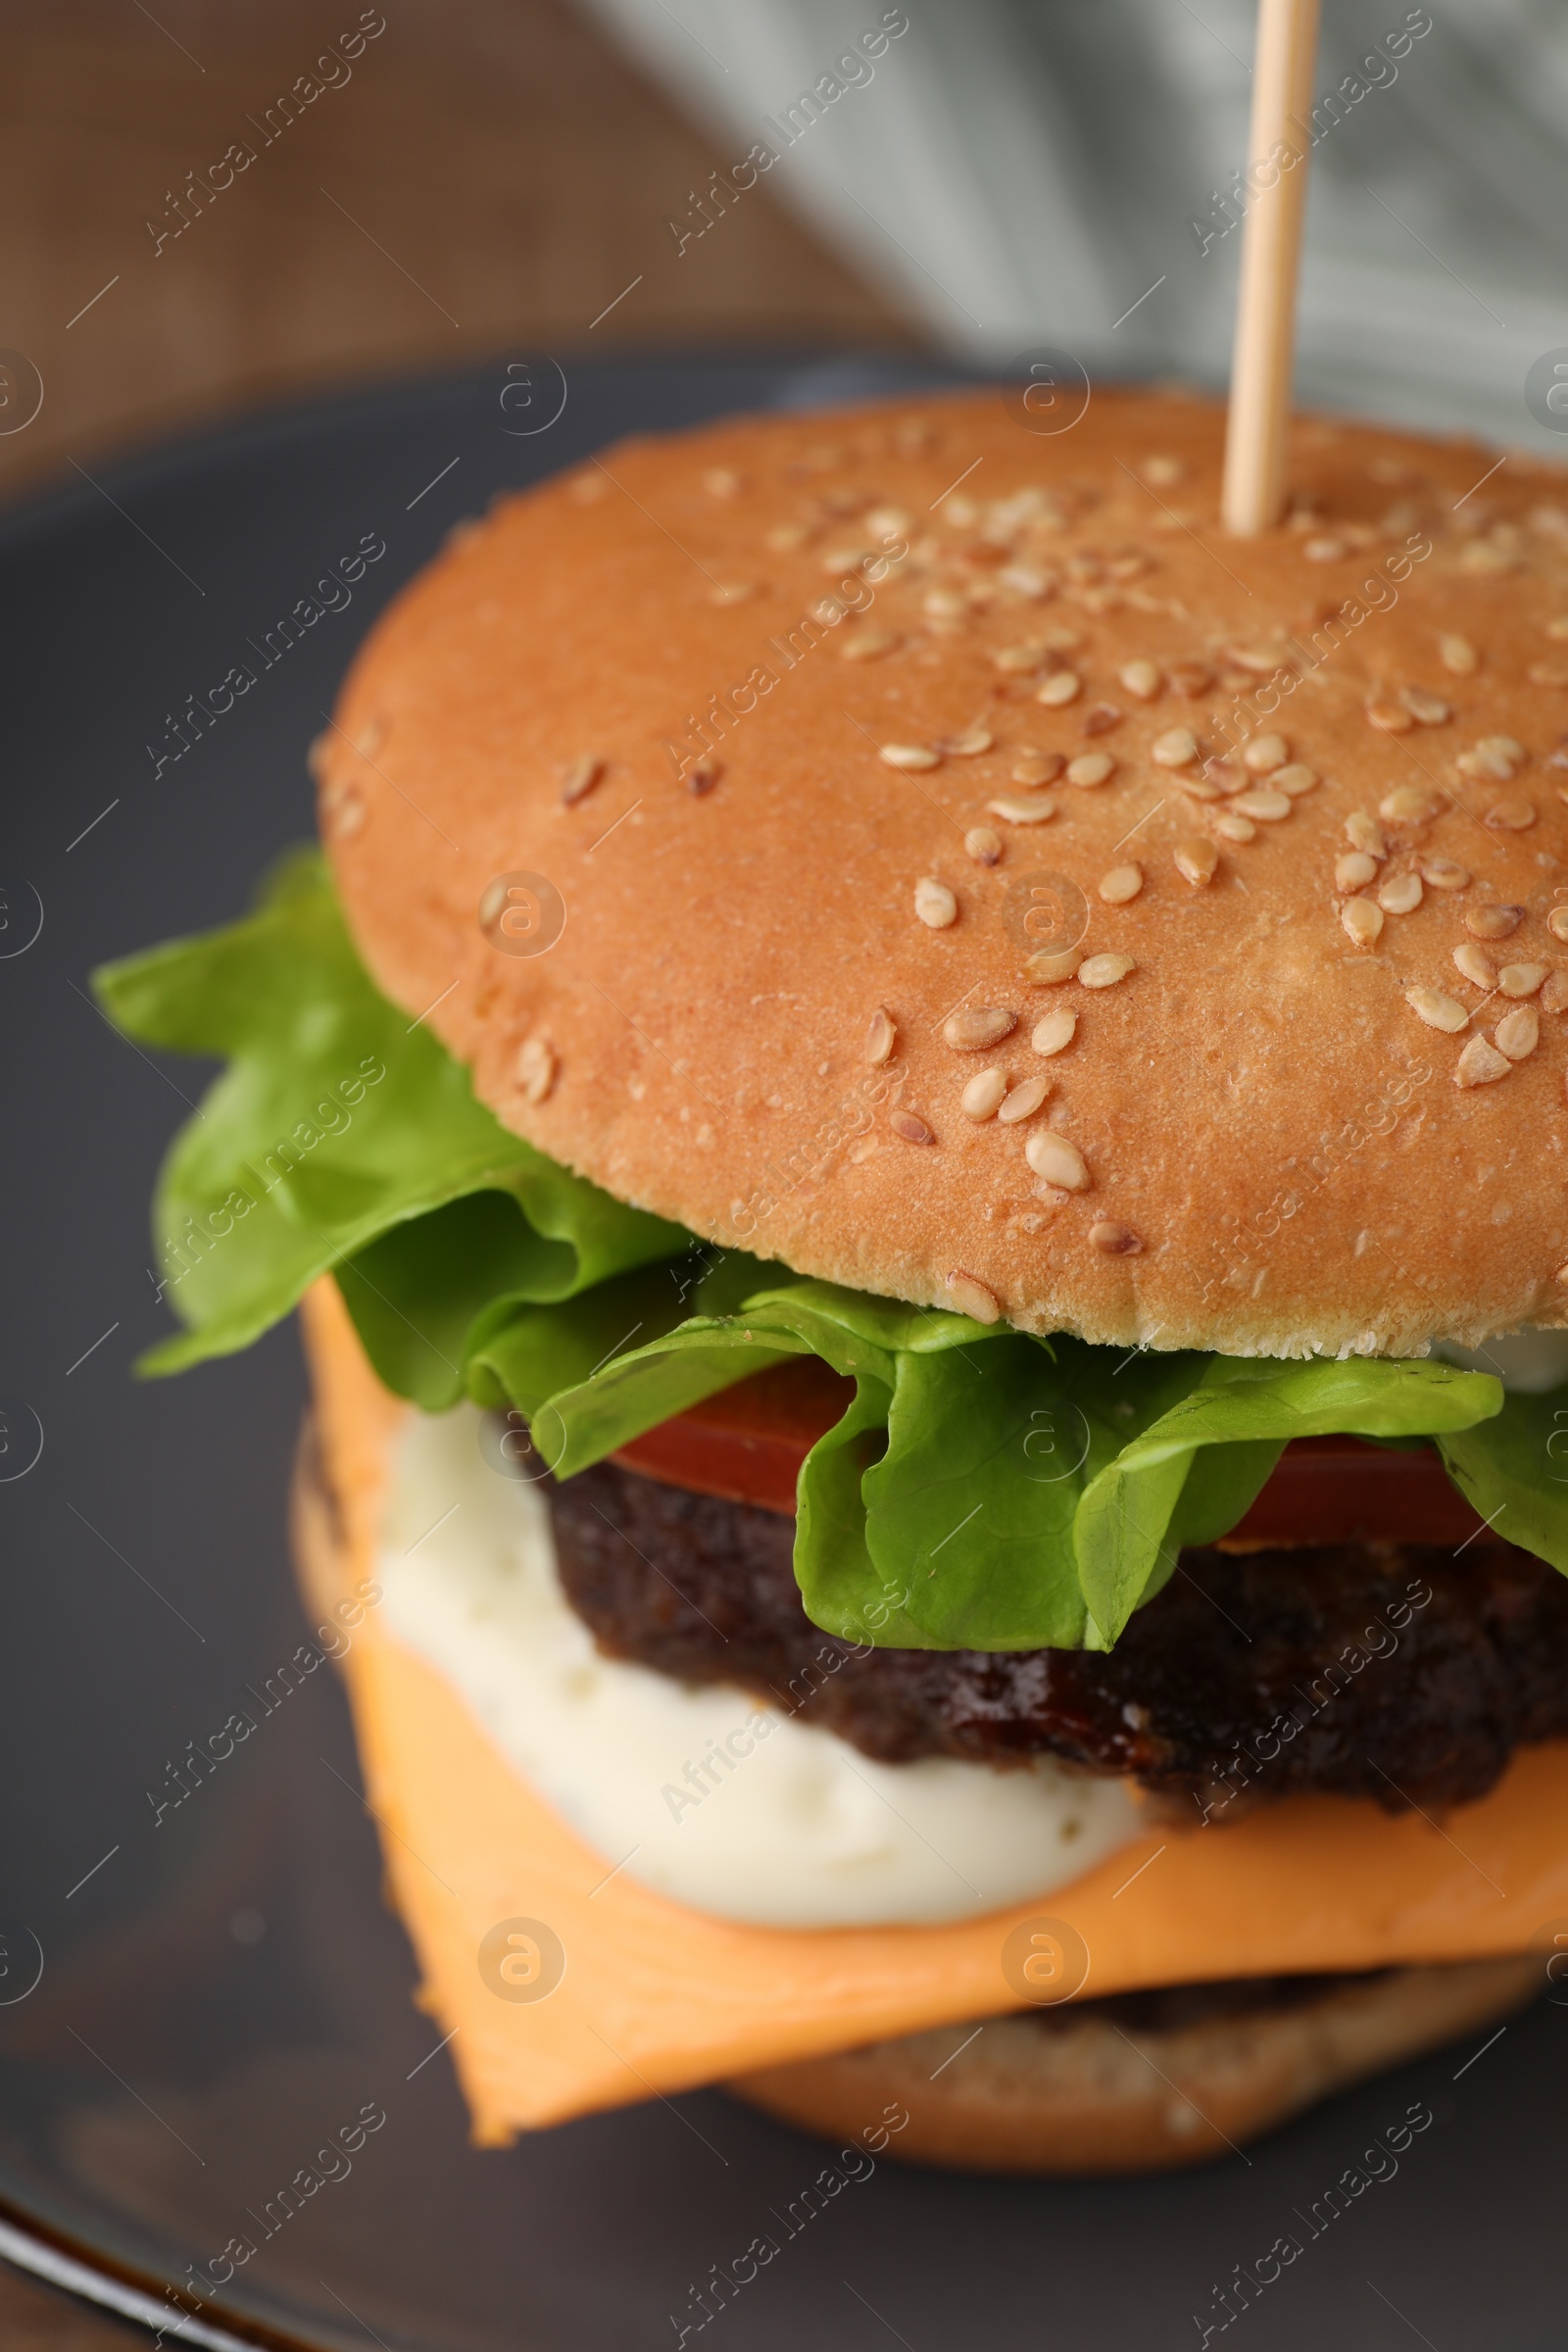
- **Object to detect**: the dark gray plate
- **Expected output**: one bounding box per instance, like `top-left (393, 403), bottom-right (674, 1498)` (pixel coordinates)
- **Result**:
top-left (0, 356), bottom-right (1564, 2352)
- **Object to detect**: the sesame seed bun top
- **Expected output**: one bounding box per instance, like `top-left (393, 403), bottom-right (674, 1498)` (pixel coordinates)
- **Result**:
top-left (317, 389), bottom-right (1568, 1360)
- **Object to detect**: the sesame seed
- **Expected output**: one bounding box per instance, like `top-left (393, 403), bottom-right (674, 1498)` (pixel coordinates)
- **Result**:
top-left (944, 1005), bottom-right (1016, 1051)
top-left (1528, 662), bottom-right (1568, 687)
top-left (1547, 616), bottom-right (1568, 641)
top-left (1068, 751), bottom-right (1117, 788)
top-left (839, 628), bottom-right (901, 662)
top-left (865, 505), bottom-right (911, 538)
top-left (1243, 734), bottom-right (1289, 773)
top-left (1549, 906), bottom-right (1568, 944)
top-left (1166, 662), bottom-right (1212, 698)
top-left (965, 825), bottom-right (1004, 865)
top-left (1272, 762), bottom-right (1319, 797)
top-left (703, 466), bottom-right (742, 497)
top-left (1120, 660), bottom-right (1162, 700)
top-left (1079, 953), bottom-right (1135, 989)
top-left (1465, 904), bottom-right (1525, 941)
top-left (1398, 686), bottom-right (1452, 725)
top-left (987, 796), bottom-right (1057, 825)
top-left (1081, 703), bottom-right (1123, 738)
top-left (1180, 771), bottom-right (1226, 804)
top-left (1152, 727), bottom-right (1200, 768)
top-left (1419, 858), bottom-right (1469, 891)
top-left (1173, 837), bottom-right (1218, 887)
top-left (880, 741), bottom-right (941, 771)
top-left (1378, 870), bottom-right (1424, 914)
top-left (1304, 536), bottom-right (1348, 562)
top-left (1458, 736), bottom-right (1525, 782)
top-left (1494, 1004), bottom-right (1540, 1060)
top-left (865, 1007), bottom-right (897, 1066)
top-left (1342, 898), bottom-right (1384, 947)
top-left (1379, 786), bottom-right (1442, 823)
top-left (515, 1036), bottom-right (558, 1104)
top-left (924, 589), bottom-right (965, 619)
top-left (1011, 752), bottom-right (1065, 786)
top-left (961, 1068), bottom-right (1008, 1120)
top-left (328, 784), bottom-right (366, 838)
top-left (999, 564), bottom-right (1054, 599)
top-left (1089, 1220), bottom-right (1142, 1255)
top-left (561, 756), bottom-right (605, 806)
top-left (1036, 670), bottom-right (1082, 707)
top-left (1227, 643), bottom-right (1295, 675)
top-left (686, 761), bottom-right (720, 796)
top-left (1484, 798), bottom-right (1537, 831)
top-left (1031, 1006), bottom-right (1078, 1055)
top-left (914, 878), bottom-right (957, 928)
top-left (1025, 1130), bottom-right (1091, 1190)
top-left (1025, 950), bottom-right (1081, 985)
top-left (1336, 852), bottom-right (1379, 891)
top-left (1142, 455), bottom-right (1186, 486)
top-left (1542, 970), bottom-right (1568, 1013)
top-left (945, 1268), bottom-right (1002, 1324)
top-left (994, 643), bottom-right (1045, 673)
top-left (1498, 963), bottom-right (1547, 998)
top-left (1454, 1036), bottom-right (1511, 1087)
top-left (1439, 633), bottom-right (1479, 674)
top-left (1234, 789), bottom-right (1292, 821)
top-left (765, 522), bottom-right (809, 552)
top-left (1460, 542), bottom-right (1515, 575)
top-left (1405, 987), bottom-right (1470, 1033)
top-left (709, 581), bottom-right (758, 606)
top-left (1347, 811), bottom-right (1388, 857)
top-left (1215, 811), bottom-right (1256, 843)
top-left (945, 727), bottom-right (995, 757)
top-left (1453, 943), bottom-right (1497, 988)
top-left (998, 1074), bottom-right (1052, 1124)
top-left (1367, 703), bottom-right (1415, 735)
top-left (891, 1109), bottom-right (936, 1144)
top-left (1098, 861), bottom-right (1144, 904)
top-left (350, 718), bottom-right (384, 759)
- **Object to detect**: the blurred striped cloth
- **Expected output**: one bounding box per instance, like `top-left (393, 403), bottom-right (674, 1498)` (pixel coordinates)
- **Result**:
top-left (577, 0), bottom-right (1568, 443)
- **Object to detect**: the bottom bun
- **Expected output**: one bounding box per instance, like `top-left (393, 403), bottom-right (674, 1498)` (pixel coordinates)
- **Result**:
top-left (726, 1960), bottom-right (1540, 2175)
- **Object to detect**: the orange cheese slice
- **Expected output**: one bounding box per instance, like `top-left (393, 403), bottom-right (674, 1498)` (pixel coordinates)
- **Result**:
top-left (298, 1279), bottom-right (1568, 2144)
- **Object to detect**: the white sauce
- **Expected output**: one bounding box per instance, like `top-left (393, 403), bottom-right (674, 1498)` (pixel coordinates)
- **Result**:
top-left (376, 1406), bottom-right (1142, 1930)
top-left (1434, 1327), bottom-right (1568, 1395)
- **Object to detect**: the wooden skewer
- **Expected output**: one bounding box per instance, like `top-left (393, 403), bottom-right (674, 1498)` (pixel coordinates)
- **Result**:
top-left (1221, 0), bottom-right (1322, 535)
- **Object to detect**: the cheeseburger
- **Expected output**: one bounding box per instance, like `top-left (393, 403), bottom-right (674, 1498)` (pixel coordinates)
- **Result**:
top-left (98, 389), bottom-right (1568, 2175)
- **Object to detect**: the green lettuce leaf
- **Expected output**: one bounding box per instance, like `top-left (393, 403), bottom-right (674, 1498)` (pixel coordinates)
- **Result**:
top-left (1073, 1354), bottom-right (1502, 1646)
top-left (91, 850), bottom-right (688, 1373)
top-left (98, 853), bottom-right (1544, 1654)
top-left (1437, 1387), bottom-right (1568, 1577)
top-left (462, 1287), bottom-right (1505, 1651)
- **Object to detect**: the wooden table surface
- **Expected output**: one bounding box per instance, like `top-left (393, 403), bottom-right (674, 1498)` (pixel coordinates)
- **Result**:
top-left (0, 0), bottom-right (909, 502)
top-left (0, 0), bottom-right (908, 2338)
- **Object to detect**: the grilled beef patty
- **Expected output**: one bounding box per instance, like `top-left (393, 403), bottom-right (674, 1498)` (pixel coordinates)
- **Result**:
top-left (549, 1457), bottom-right (1568, 1815)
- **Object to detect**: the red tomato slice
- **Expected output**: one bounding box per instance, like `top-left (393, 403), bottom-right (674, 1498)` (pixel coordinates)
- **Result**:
top-left (612, 1363), bottom-right (1481, 1544)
